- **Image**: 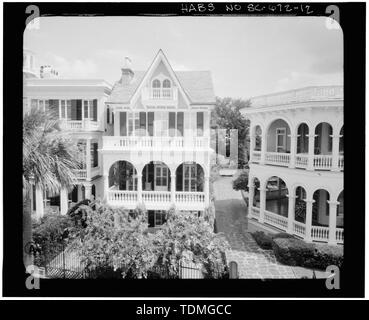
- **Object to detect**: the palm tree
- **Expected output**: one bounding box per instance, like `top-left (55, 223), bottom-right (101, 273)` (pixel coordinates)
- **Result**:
top-left (23, 108), bottom-right (81, 269)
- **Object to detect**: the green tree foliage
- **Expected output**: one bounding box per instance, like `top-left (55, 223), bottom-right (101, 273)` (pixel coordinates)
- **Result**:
top-left (232, 170), bottom-right (249, 192)
top-left (23, 108), bottom-right (81, 268)
top-left (154, 211), bottom-right (230, 278)
top-left (77, 205), bottom-right (157, 279)
top-left (212, 97), bottom-right (251, 168)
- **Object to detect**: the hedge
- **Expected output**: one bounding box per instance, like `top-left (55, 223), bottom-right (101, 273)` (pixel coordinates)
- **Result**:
top-left (272, 238), bottom-right (343, 270)
top-left (251, 231), bottom-right (295, 250)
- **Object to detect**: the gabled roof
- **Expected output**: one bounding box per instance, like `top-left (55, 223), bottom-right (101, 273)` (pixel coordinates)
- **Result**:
top-left (107, 50), bottom-right (216, 105)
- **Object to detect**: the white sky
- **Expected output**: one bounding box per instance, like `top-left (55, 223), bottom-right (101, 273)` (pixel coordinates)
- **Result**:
top-left (24, 16), bottom-right (343, 99)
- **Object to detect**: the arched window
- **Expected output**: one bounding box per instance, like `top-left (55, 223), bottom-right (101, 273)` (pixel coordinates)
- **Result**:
top-left (163, 79), bottom-right (171, 88)
top-left (152, 79), bottom-right (161, 88)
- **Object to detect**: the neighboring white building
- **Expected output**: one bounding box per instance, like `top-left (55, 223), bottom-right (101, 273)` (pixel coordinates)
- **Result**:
top-left (241, 86), bottom-right (344, 245)
top-left (23, 50), bottom-right (215, 227)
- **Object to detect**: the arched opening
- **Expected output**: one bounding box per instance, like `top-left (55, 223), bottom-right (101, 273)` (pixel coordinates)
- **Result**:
top-left (339, 126), bottom-right (344, 153)
top-left (312, 189), bottom-right (330, 227)
top-left (314, 123), bottom-right (333, 155)
top-left (254, 125), bottom-right (262, 151)
top-left (176, 163), bottom-right (204, 192)
top-left (265, 176), bottom-right (288, 217)
top-left (252, 177), bottom-right (261, 208)
top-left (44, 190), bottom-right (61, 214)
top-left (163, 79), bottom-right (171, 88)
top-left (142, 161), bottom-right (171, 191)
top-left (108, 160), bottom-right (138, 191)
top-left (81, 185), bottom-right (86, 200)
top-left (294, 186), bottom-right (307, 223)
top-left (152, 79), bottom-right (161, 88)
top-left (297, 123), bottom-right (309, 154)
top-left (267, 119), bottom-right (291, 153)
top-left (337, 191), bottom-right (344, 227)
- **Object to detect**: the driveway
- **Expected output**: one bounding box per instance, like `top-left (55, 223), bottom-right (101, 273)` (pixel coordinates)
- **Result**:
top-left (213, 176), bottom-right (297, 279)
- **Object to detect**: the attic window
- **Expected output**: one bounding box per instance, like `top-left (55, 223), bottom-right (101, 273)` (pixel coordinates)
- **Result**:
top-left (152, 79), bottom-right (161, 88)
top-left (163, 79), bottom-right (171, 88)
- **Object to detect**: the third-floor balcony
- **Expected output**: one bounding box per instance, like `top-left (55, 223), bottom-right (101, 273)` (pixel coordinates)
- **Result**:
top-left (141, 87), bottom-right (178, 105)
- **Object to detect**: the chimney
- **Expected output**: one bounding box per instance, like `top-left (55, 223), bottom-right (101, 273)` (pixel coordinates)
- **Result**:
top-left (40, 65), bottom-right (59, 79)
top-left (120, 57), bottom-right (134, 85)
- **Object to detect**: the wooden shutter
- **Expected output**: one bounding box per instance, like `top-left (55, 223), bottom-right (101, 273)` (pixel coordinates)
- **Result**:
top-left (197, 112), bottom-right (204, 136)
top-left (71, 100), bottom-right (78, 120)
top-left (139, 112), bottom-right (146, 136)
top-left (148, 112), bottom-right (154, 136)
top-left (76, 100), bottom-right (82, 120)
top-left (177, 112), bottom-right (184, 136)
top-left (120, 112), bottom-right (127, 136)
top-left (169, 112), bottom-right (176, 137)
top-left (93, 100), bottom-right (98, 121)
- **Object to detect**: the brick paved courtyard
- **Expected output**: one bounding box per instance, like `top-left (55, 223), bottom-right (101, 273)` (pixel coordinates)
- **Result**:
top-left (213, 176), bottom-right (297, 279)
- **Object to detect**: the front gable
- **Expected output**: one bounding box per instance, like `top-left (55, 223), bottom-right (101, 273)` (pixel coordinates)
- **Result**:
top-left (130, 50), bottom-right (191, 108)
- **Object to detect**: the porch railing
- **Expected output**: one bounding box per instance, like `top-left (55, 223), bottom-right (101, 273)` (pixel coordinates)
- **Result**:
top-left (175, 192), bottom-right (205, 204)
top-left (250, 206), bottom-right (260, 219)
top-left (338, 155), bottom-right (344, 170)
top-left (336, 228), bottom-right (344, 243)
top-left (263, 210), bottom-right (288, 230)
top-left (142, 191), bottom-right (171, 204)
top-left (295, 154), bottom-right (308, 168)
top-left (293, 220), bottom-right (306, 238)
top-left (60, 120), bottom-right (100, 131)
top-left (265, 152), bottom-right (290, 166)
top-left (103, 136), bottom-right (209, 150)
top-left (107, 190), bottom-right (138, 203)
top-left (313, 155), bottom-right (332, 170)
top-left (75, 169), bottom-right (87, 179)
top-left (311, 225), bottom-right (330, 242)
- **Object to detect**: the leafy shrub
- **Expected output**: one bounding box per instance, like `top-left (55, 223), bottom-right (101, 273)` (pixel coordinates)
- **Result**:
top-left (32, 213), bottom-right (75, 266)
top-left (272, 238), bottom-right (316, 266)
top-left (312, 243), bottom-right (343, 269)
top-left (272, 238), bottom-right (343, 269)
top-left (232, 171), bottom-right (249, 192)
top-left (251, 231), bottom-right (274, 249)
top-left (272, 232), bottom-right (295, 240)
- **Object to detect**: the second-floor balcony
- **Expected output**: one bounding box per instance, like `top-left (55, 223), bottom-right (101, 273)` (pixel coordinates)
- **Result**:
top-left (102, 136), bottom-right (209, 151)
top-left (60, 119), bottom-right (100, 131)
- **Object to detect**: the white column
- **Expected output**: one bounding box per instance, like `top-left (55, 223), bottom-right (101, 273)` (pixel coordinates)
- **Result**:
top-left (137, 173), bottom-right (143, 203)
top-left (171, 173), bottom-right (176, 205)
top-left (60, 188), bottom-right (68, 215)
top-left (331, 135), bottom-right (341, 172)
top-left (86, 139), bottom-right (91, 180)
top-left (304, 199), bottom-right (315, 242)
top-left (328, 200), bottom-right (339, 244)
top-left (35, 186), bottom-right (44, 219)
top-left (248, 184), bottom-right (255, 217)
top-left (103, 175), bottom-right (109, 201)
top-left (307, 134), bottom-right (316, 170)
top-left (249, 134), bottom-right (255, 163)
top-left (287, 194), bottom-right (296, 234)
top-left (84, 183), bottom-right (92, 200)
top-left (204, 175), bottom-right (210, 206)
top-left (289, 135), bottom-right (297, 168)
top-left (260, 133), bottom-right (267, 164)
top-left (258, 187), bottom-right (267, 224)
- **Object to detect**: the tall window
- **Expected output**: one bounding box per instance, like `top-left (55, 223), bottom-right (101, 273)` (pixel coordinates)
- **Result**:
top-left (276, 128), bottom-right (287, 153)
top-left (197, 112), bottom-right (204, 136)
top-left (91, 142), bottom-right (98, 168)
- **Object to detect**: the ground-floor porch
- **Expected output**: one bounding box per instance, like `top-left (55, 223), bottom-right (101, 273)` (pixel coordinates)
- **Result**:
top-left (106, 160), bottom-right (209, 211)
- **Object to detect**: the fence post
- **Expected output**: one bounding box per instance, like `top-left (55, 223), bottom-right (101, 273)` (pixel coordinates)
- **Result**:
top-left (229, 261), bottom-right (238, 279)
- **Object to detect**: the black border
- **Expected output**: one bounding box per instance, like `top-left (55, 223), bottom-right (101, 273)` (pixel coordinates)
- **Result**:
top-left (3, 2), bottom-right (365, 298)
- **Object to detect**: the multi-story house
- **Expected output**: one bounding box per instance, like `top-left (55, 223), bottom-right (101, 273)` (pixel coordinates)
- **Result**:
top-left (23, 49), bottom-right (214, 227)
top-left (241, 86), bottom-right (344, 245)
top-left (23, 49), bottom-right (112, 218)
top-left (101, 50), bottom-right (214, 227)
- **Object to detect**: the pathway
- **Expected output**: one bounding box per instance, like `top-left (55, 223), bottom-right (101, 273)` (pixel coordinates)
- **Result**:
top-left (213, 176), bottom-right (297, 279)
